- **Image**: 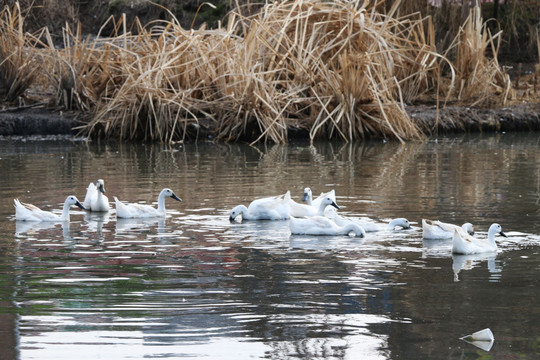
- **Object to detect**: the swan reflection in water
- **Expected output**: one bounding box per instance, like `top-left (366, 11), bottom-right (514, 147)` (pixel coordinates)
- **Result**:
top-left (115, 217), bottom-right (166, 234)
top-left (452, 252), bottom-right (501, 282)
top-left (15, 220), bottom-right (73, 243)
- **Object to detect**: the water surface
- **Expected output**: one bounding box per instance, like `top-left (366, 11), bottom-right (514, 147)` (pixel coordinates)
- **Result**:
top-left (0, 134), bottom-right (539, 359)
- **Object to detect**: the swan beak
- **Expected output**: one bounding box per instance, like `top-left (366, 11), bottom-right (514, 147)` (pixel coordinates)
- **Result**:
top-left (499, 230), bottom-right (507, 238)
top-left (330, 201), bottom-right (340, 210)
top-left (99, 184), bottom-right (106, 193)
top-left (75, 200), bottom-right (86, 210)
top-left (302, 193), bottom-right (308, 202)
top-left (171, 193), bottom-right (182, 202)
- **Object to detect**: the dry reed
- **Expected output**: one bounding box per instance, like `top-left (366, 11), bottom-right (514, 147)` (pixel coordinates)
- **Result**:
top-left (0, 3), bottom-right (38, 103)
top-left (83, 0), bottom-right (438, 143)
top-left (3, 0), bottom-right (518, 143)
top-left (450, 5), bottom-right (512, 107)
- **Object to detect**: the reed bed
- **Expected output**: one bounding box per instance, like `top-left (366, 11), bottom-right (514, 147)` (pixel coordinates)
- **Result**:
top-left (3, 0), bottom-right (520, 143)
top-left (0, 3), bottom-right (38, 103)
top-left (450, 6), bottom-right (512, 107)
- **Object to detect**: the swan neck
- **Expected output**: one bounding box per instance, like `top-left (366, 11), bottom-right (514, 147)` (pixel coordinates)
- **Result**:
top-left (157, 193), bottom-right (167, 213)
top-left (488, 229), bottom-right (498, 248)
top-left (61, 200), bottom-right (71, 220)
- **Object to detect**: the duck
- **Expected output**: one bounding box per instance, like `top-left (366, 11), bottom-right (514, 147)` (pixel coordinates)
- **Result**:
top-left (302, 188), bottom-right (336, 209)
top-left (114, 188), bottom-right (182, 218)
top-left (288, 191), bottom-right (339, 217)
top-left (452, 223), bottom-right (507, 255)
top-left (289, 216), bottom-right (365, 237)
top-left (422, 219), bottom-right (474, 239)
top-left (324, 208), bottom-right (410, 232)
top-left (229, 193), bottom-right (290, 222)
top-left (14, 196), bottom-right (85, 222)
top-left (83, 179), bottom-right (109, 212)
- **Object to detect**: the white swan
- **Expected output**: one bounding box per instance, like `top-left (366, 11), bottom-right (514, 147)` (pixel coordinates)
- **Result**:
top-left (452, 223), bottom-right (507, 255)
top-left (289, 216), bottom-right (365, 237)
top-left (302, 188), bottom-right (336, 209)
top-left (289, 191), bottom-right (339, 217)
top-left (114, 188), bottom-right (182, 218)
top-left (324, 208), bottom-right (410, 232)
top-left (229, 193), bottom-right (290, 221)
top-left (83, 179), bottom-right (109, 212)
top-left (14, 196), bottom-right (85, 222)
top-left (422, 219), bottom-right (474, 239)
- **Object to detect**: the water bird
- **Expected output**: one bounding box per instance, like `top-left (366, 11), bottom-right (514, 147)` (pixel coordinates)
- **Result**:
top-left (422, 219), bottom-right (474, 239)
top-left (452, 223), bottom-right (507, 255)
top-left (83, 179), bottom-right (109, 212)
top-left (14, 196), bottom-right (85, 222)
top-left (325, 208), bottom-right (410, 232)
top-left (229, 193), bottom-right (290, 222)
top-left (289, 215), bottom-right (365, 237)
top-left (302, 188), bottom-right (336, 209)
top-left (114, 188), bottom-right (182, 218)
top-left (289, 191), bottom-right (339, 217)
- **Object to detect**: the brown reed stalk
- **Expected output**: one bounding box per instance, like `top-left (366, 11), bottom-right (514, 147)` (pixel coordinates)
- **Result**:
top-left (451, 5), bottom-right (512, 107)
top-left (0, 2), bottom-right (38, 103)
top-left (39, 15), bottom-right (130, 111)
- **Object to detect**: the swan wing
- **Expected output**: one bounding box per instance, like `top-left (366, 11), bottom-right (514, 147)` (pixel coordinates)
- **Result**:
top-left (14, 199), bottom-right (60, 222)
top-left (115, 197), bottom-right (159, 218)
top-left (83, 183), bottom-right (97, 208)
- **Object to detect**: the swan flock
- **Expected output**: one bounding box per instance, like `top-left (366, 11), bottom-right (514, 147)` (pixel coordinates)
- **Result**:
top-left (14, 183), bottom-right (508, 254)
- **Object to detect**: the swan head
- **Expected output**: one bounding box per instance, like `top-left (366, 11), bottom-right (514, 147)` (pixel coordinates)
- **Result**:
top-left (390, 218), bottom-right (411, 229)
top-left (67, 196), bottom-right (86, 210)
top-left (462, 222), bottom-right (474, 235)
top-left (322, 197), bottom-right (339, 210)
top-left (489, 223), bottom-right (507, 238)
top-left (160, 188), bottom-right (182, 202)
top-left (302, 188), bottom-right (312, 202)
top-left (97, 179), bottom-right (106, 193)
top-left (229, 205), bottom-right (246, 222)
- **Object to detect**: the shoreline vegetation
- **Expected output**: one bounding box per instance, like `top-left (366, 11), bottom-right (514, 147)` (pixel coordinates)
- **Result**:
top-left (0, 0), bottom-right (539, 144)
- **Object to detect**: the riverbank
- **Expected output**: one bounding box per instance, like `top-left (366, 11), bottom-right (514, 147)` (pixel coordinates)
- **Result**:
top-left (1, 0), bottom-right (539, 143)
top-left (2, 102), bottom-right (539, 140)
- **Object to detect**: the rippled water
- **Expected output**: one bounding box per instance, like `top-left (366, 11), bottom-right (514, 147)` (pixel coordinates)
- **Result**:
top-left (0, 134), bottom-right (539, 359)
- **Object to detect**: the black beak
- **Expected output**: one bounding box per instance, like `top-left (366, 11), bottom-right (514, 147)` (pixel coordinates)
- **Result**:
top-left (499, 231), bottom-right (507, 238)
top-left (75, 201), bottom-right (86, 210)
top-left (171, 193), bottom-right (182, 202)
top-left (99, 184), bottom-right (106, 194)
top-left (331, 201), bottom-right (340, 210)
top-left (302, 193), bottom-right (308, 202)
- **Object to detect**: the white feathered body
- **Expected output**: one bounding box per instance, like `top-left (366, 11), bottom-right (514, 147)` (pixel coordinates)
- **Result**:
top-left (83, 180), bottom-right (109, 212)
top-left (289, 216), bottom-right (365, 237)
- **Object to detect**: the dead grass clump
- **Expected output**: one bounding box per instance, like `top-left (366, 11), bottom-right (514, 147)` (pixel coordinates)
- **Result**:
top-left (0, 3), bottom-right (38, 103)
top-left (216, 0), bottom-right (435, 143)
top-left (39, 16), bottom-right (133, 111)
top-left (451, 5), bottom-right (512, 107)
top-left (84, 15), bottom-right (236, 142)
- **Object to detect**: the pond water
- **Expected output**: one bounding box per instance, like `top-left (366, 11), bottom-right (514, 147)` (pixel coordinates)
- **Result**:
top-left (0, 133), bottom-right (539, 359)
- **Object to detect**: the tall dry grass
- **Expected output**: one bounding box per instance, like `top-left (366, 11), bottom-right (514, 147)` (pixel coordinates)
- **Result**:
top-left (0, 3), bottom-right (38, 103)
top-left (1, 0), bottom-right (518, 143)
top-left (450, 5), bottom-right (512, 107)
top-left (84, 0), bottom-right (441, 143)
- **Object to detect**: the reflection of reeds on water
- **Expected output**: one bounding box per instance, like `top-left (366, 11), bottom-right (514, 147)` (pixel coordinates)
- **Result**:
top-left (2, 1), bottom-right (517, 143)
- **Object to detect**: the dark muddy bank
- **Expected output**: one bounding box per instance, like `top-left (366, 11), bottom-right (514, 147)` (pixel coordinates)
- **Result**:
top-left (1, 103), bottom-right (539, 140)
